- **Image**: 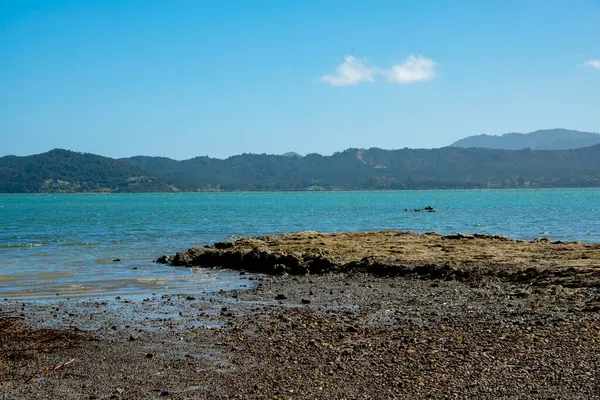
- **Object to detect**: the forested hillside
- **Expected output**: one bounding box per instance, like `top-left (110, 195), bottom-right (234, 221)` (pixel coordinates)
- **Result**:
top-left (3, 145), bottom-right (600, 193)
top-left (125, 145), bottom-right (600, 190)
top-left (0, 149), bottom-right (196, 193)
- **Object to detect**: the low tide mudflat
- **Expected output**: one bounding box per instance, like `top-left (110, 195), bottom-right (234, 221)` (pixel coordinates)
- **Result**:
top-left (2, 231), bottom-right (599, 399)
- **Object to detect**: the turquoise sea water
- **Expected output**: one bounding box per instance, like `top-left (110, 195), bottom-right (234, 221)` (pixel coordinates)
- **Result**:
top-left (1, 190), bottom-right (599, 300)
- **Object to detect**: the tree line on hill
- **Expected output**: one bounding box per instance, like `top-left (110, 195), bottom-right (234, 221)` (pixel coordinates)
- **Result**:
top-left (0, 149), bottom-right (196, 193)
top-left (1, 145), bottom-right (600, 193)
top-left (125, 145), bottom-right (600, 191)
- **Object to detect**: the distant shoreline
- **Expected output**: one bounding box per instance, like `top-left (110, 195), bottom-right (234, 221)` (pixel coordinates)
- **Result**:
top-left (2, 186), bottom-right (600, 194)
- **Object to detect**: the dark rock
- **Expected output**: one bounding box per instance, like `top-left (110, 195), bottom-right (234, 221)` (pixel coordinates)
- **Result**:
top-left (531, 237), bottom-right (552, 243)
top-left (112, 258), bottom-right (121, 262)
top-left (271, 264), bottom-right (289, 275)
top-left (301, 299), bottom-right (311, 304)
top-left (275, 294), bottom-right (287, 300)
top-left (214, 241), bottom-right (233, 249)
top-left (146, 353), bottom-right (153, 359)
top-left (444, 233), bottom-right (475, 240)
top-left (407, 205), bottom-right (436, 212)
top-left (155, 255), bottom-right (172, 264)
top-left (185, 296), bottom-right (196, 301)
top-left (172, 249), bottom-right (205, 266)
top-left (128, 335), bottom-right (136, 342)
top-left (305, 255), bottom-right (334, 274)
top-left (172, 252), bottom-right (188, 266)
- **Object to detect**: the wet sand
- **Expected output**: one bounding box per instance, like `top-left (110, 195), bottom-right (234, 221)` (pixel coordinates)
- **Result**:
top-left (2, 231), bottom-right (600, 399)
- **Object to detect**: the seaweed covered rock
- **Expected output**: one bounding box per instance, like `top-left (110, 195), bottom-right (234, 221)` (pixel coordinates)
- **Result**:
top-left (160, 230), bottom-right (600, 287)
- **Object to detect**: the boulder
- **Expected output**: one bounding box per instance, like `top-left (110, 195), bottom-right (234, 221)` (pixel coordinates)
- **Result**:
top-left (155, 255), bottom-right (172, 264)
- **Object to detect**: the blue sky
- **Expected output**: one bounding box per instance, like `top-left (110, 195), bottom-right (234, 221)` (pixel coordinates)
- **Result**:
top-left (1, 0), bottom-right (599, 159)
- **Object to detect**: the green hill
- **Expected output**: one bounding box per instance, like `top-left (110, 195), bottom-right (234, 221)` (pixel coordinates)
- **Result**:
top-left (3, 145), bottom-right (600, 193)
top-left (124, 145), bottom-right (600, 190)
top-left (0, 149), bottom-right (196, 193)
top-left (450, 129), bottom-right (600, 150)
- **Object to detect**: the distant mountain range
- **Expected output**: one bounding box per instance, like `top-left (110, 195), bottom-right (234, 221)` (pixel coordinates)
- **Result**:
top-left (3, 143), bottom-right (600, 192)
top-left (450, 129), bottom-right (600, 150)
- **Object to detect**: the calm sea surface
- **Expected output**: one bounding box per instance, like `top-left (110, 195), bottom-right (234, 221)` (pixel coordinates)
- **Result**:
top-left (1, 190), bottom-right (599, 300)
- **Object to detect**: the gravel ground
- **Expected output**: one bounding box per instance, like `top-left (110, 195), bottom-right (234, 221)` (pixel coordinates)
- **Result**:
top-left (2, 273), bottom-right (599, 399)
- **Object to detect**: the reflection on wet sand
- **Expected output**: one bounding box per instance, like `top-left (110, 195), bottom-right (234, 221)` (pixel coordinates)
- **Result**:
top-left (0, 268), bottom-right (251, 300)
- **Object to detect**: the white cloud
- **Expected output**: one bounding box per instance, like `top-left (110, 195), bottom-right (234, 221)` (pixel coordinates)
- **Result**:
top-left (386, 55), bottom-right (437, 84)
top-left (320, 54), bottom-right (438, 87)
top-left (584, 59), bottom-right (600, 70)
top-left (320, 56), bottom-right (375, 86)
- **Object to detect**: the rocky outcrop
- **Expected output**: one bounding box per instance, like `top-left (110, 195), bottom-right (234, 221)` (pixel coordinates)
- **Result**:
top-left (161, 230), bottom-right (600, 287)
top-left (170, 246), bottom-right (472, 280)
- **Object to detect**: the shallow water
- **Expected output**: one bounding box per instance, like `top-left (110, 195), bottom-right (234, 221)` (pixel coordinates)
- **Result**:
top-left (1, 189), bottom-right (599, 300)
